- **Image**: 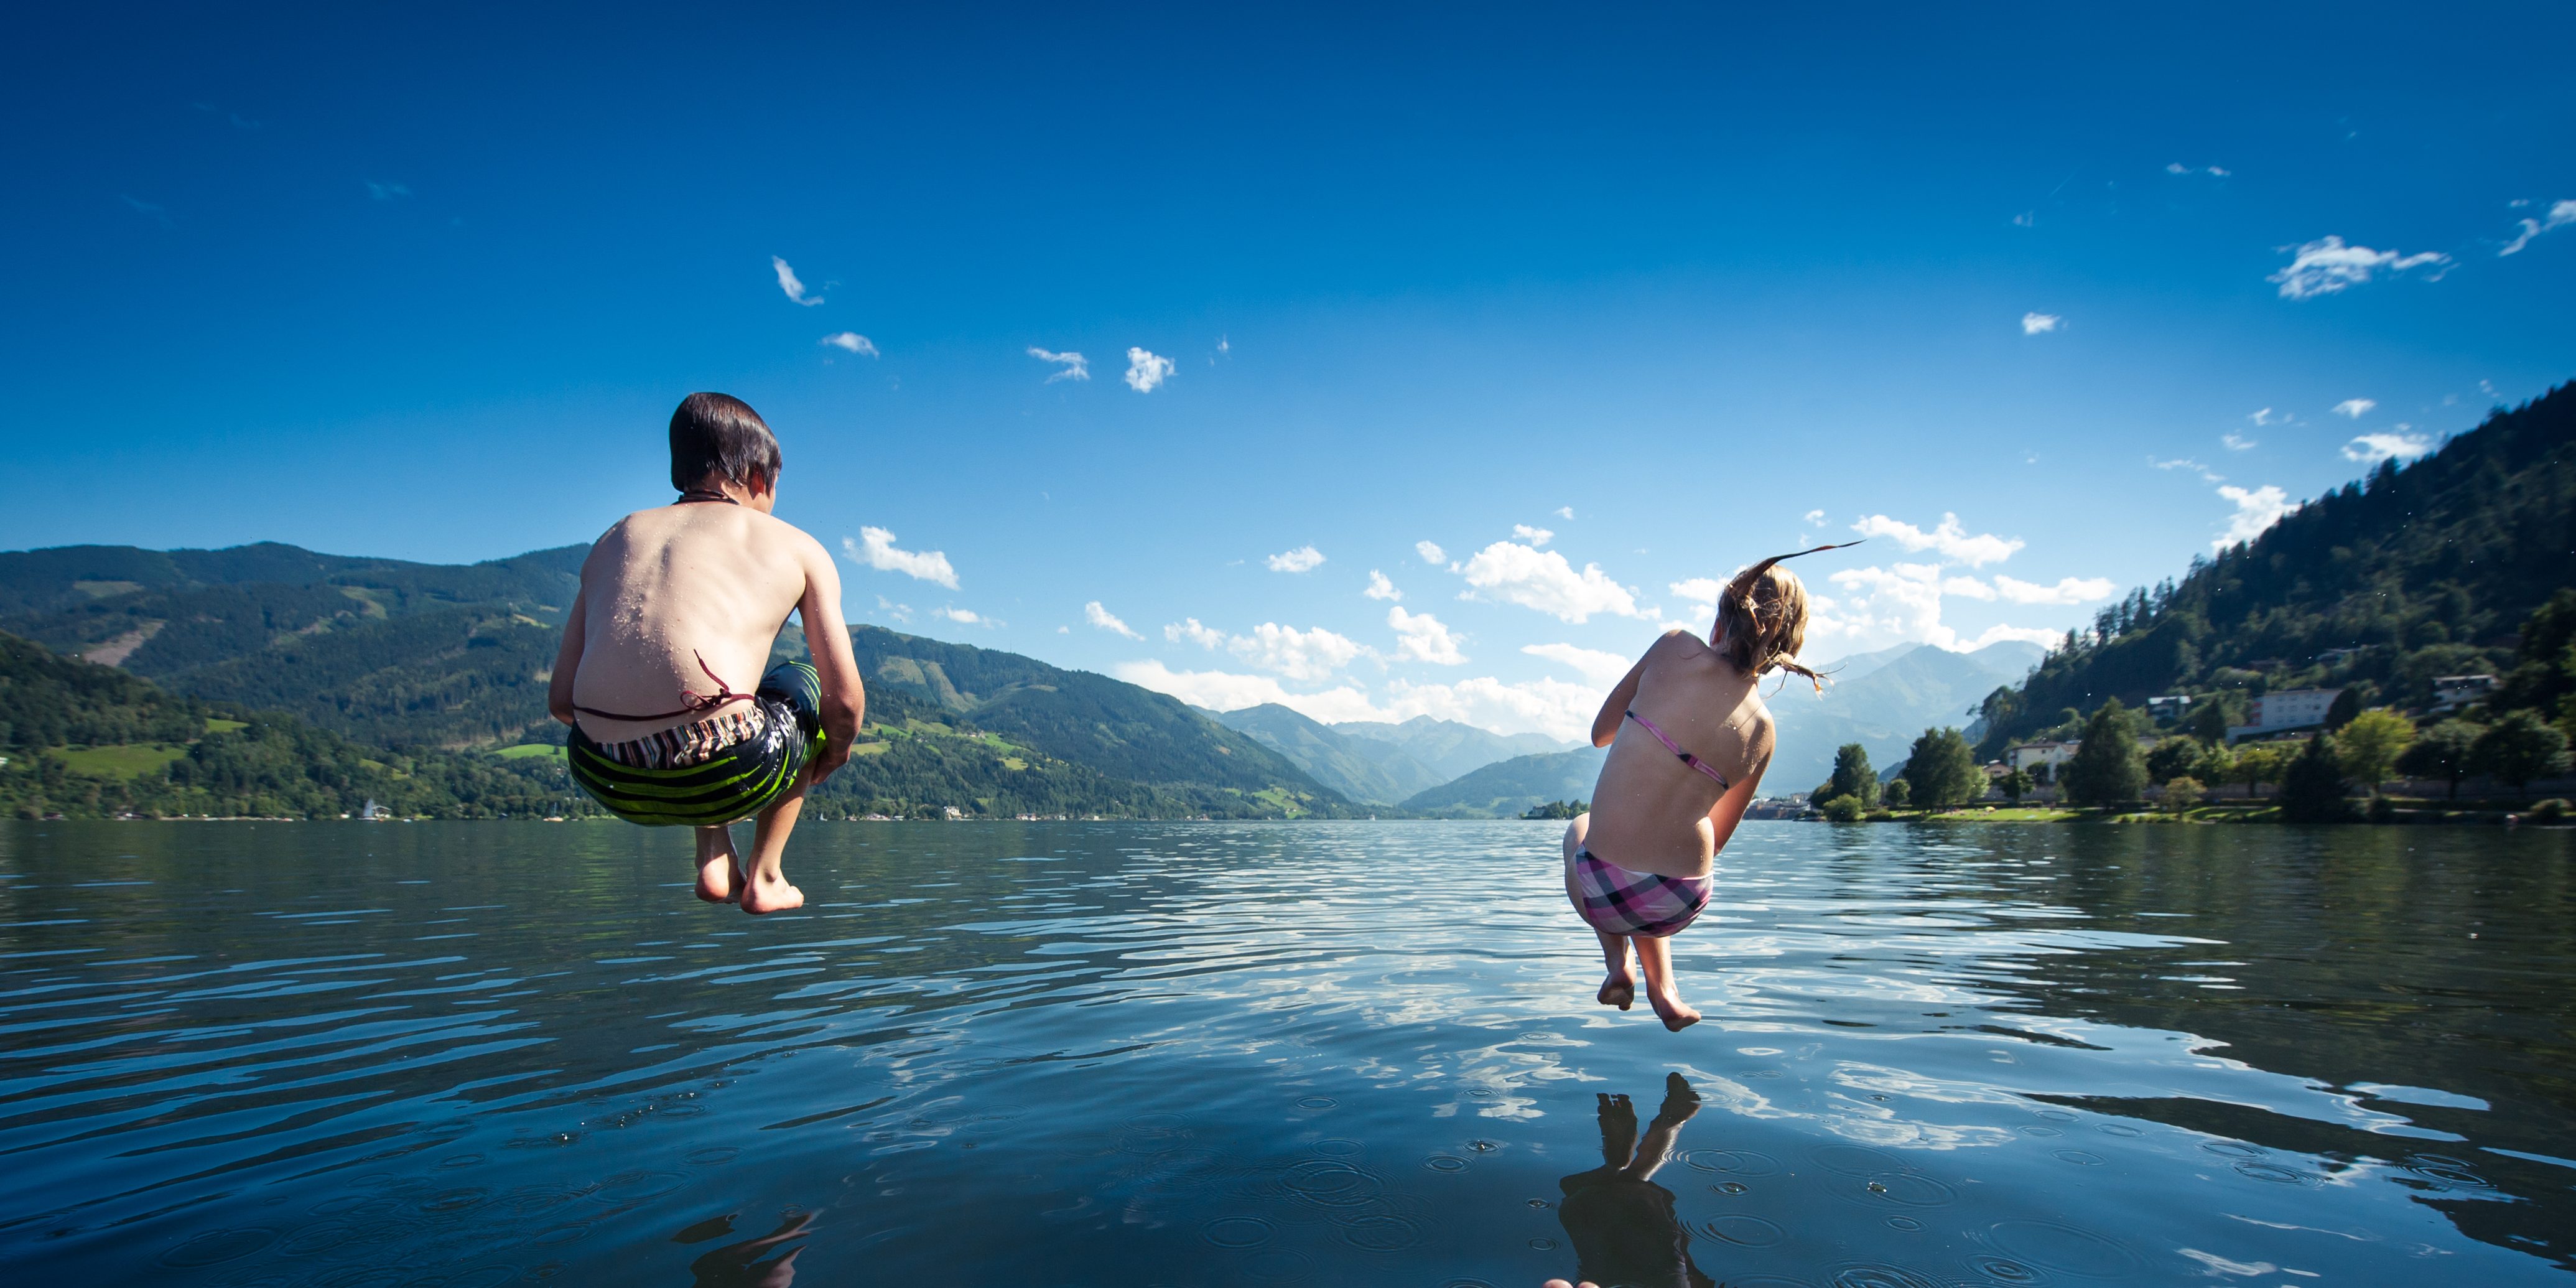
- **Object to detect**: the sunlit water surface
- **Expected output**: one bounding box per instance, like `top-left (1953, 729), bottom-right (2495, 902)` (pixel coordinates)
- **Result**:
top-left (1, 820), bottom-right (2571, 1286)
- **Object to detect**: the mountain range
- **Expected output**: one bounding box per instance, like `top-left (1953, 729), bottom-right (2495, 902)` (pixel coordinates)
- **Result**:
top-left (1766, 639), bottom-right (2045, 791)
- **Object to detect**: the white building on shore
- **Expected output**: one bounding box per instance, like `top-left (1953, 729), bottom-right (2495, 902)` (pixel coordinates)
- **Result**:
top-left (2225, 688), bottom-right (2342, 744)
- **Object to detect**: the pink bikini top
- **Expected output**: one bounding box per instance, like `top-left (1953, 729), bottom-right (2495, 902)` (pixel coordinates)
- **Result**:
top-left (1625, 709), bottom-right (1731, 789)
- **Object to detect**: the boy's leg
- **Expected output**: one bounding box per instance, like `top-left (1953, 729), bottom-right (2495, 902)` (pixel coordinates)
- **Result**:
top-left (693, 825), bottom-right (742, 903)
top-left (1634, 933), bottom-right (1700, 1032)
top-left (738, 777), bottom-right (809, 915)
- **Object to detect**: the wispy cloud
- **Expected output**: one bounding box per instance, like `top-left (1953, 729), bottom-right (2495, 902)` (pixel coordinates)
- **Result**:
top-left (2269, 236), bottom-right (2449, 299)
top-left (1388, 607), bottom-right (1467, 665)
top-left (1668, 577), bottom-right (1724, 607)
top-left (1456, 541), bottom-right (1643, 623)
top-left (1364, 571), bottom-right (1402, 602)
top-left (2153, 457), bottom-right (2225, 483)
top-left (2332, 398), bottom-right (2376, 419)
top-left (934, 606), bottom-right (988, 625)
top-left (1802, 509), bottom-right (1826, 526)
top-left (1028, 347), bottom-right (1089, 382)
top-left (1554, 506), bottom-right (1575, 520)
top-left (1512, 524), bottom-right (1555, 546)
top-left (1522, 642), bottom-right (1630, 685)
top-left (120, 195), bottom-right (172, 227)
top-left (1416, 541), bottom-right (1446, 564)
top-left (770, 256), bottom-right (824, 306)
top-left (2221, 432), bottom-right (2257, 452)
top-left (844, 528), bottom-right (959, 589)
top-left (1849, 513), bottom-right (2022, 567)
top-left (366, 180), bottom-right (412, 202)
top-left (2012, 211), bottom-right (2036, 228)
top-left (1816, 562), bottom-right (2061, 654)
top-left (2499, 200), bottom-right (2576, 256)
top-left (1124, 347), bottom-right (1174, 392)
top-left (2215, 485), bottom-right (2297, 549)
top-left (1992, 574), bottom-right (2118, 605)
top-left (1164, 618), bottom-right (1224, 650)
top-left (2021, 312), bottom-right (2063, 335)
top-left (2343, 432), bottom-right (2435, 464)
top-left (1229, 622), bottom-right (1365, 681)
top-left (1265, 545), bottom-right (1325, 574)
top-left (2165, 162), bottom-right (2230, 177)
top-left (1084, 600), bottom-right (1142, 639)
top-left (2249, 408), bottom-right (2287, 426)
top-left (821, 332), bottom-right (878, 356)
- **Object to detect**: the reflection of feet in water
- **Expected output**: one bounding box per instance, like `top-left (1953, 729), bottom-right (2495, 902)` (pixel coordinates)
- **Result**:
top-left (687, 1212), bottom-right (814, 1287)
top-left (1551, 1073), bottom-right (1713, 1288)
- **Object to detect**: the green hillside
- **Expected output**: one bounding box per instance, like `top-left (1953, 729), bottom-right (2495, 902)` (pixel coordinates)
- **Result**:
top-left (1202, 703), bottom-right (1441, 805)
top-left (1400, 746), bottom-right (1607, 819)
top-left (1973, 384), bottom-right (2576, 754)
top-left (0, 632), bottom-right (587, 819)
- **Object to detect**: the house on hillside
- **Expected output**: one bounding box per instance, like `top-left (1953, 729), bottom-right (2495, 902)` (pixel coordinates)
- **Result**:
top-left (2429, 674), bottom-right (2496, 715)
top-left (2006, 740), bottom-right (2079, 775)
top-left (2225, 688), bottom-right (2342, 744)
top-left (2145, 694), bottom-right (2191, 724)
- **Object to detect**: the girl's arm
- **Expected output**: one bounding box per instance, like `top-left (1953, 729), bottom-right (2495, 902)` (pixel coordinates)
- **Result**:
top-left (1704, 758), bottom-right (1768, 856)
top-left (1590, 637), bottom-right (1666, 747)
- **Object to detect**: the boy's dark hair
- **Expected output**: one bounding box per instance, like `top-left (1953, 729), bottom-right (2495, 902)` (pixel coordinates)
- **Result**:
top-left (669, 392), bottom-right (783, 491)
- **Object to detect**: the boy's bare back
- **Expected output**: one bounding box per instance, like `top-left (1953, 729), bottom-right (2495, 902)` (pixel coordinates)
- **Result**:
top-left (568, 502), bottom-right (839, 745)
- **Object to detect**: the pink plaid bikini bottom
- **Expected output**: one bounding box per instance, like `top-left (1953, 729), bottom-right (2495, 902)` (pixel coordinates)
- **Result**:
top-left (1573, 849), bottom-right (1713, 938)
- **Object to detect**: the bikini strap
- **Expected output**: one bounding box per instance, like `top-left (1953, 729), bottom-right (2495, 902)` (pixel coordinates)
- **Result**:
top-left (1625, 709), bottom-right (1732, 788)
top-left (572, 651), bottom-right (749, 724)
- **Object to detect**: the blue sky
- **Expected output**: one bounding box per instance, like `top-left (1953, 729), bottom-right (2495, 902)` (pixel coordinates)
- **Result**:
top-left (6, 2), bottom-right (2572, 737)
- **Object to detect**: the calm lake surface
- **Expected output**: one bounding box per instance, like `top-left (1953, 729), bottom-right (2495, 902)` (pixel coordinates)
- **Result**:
top-left (1, 820), bottom-right (2570, 1286)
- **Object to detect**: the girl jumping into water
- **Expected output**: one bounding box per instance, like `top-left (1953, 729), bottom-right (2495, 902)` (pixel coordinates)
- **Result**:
top-left (1563, 543), bottom-right (1854, 1031)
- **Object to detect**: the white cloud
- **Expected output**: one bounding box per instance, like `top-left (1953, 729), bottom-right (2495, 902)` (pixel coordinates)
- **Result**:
top-left (1229, 623), bottom-right (1365, 681)
top-left (2021, 312), bottom-right (2063, 335)
top-left (1265, 545), bottom-right (1326, 574)
top-left (2332, 398), bottom-right (2376, 419)
top-left (1849, 513), bottom-right (2023, 567)
top-left (1364, 571), bottom-right (1402, 602)
top-left (1802, 509), bottom-right (1825, 526)
top-left (2249, 407), bottom-right (2282, 426)
top-left (1380, 676), bottom-right (1599, 740)
top-left (845, 528), bottom-right (959, 589)
top-left (934, 606), bottom-right (984, 625)
top-left (821, 332), bottom-right (878, 356)
top-left (1456, 541), bottom-right (1642, 623)
top-left (2222, 432), bottom-right (2257, 452)
top-left (1124, 347), bottom-right (1175, 392)
top-left (2165, 162), bottom-right (2187, 174)
top-left (1554, 506), bottom-right (1575, 520)
top-left (1164, 617), bottom-right (1224, 650)
top-left (2499, 200), bottom-right (2575, 256)
top-left (874, 595), bottom-right (913, 624)
top-left (1084, 600), bottom-right (1142, 639)
top-left (770, 255), bottom-right (824, 306)
top-left (1388, 607), bottom-right (1467, 665)
top-left (2215, 485), bottom-right (2297, 549)
top-left (1522, 642), bottom-right (1629, 685)
top-left (2342, 432), bottom-right (2435, 464)
top-left (1964, 624), bottom-right (2071, 649)
top-left (1028, 347), bottom-right (1089, 382)
top-left (2268, 236), bottom-right (2448, 299)
top-left (2153, 457), bottom-right (2224, 483)
top-left (1811, 562), bottom-right (2066, 655)
top-left (1113, 660), bottom-right (1382, 724)
top-left (366, 180), bottom-right (412, 201)
top-left (2165, 162), bottom-right (2228, 178)
top-left (1416, 540), bottom-right (1446, 564)
top-left (1513, 524), bottom-right (1555, 546)
top-left (1668, 577), bottom-right (1725, 607)
top-left (1992, 574), bottom-right (2118, 605)
top-left (1940, 576), bottom-right (1999, 600)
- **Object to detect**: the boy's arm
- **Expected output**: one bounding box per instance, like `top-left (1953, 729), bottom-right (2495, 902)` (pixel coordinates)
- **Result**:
top-left (547, 586), bottom-right (585, 727)
top-left (798, 538), bottom-right (866, 783)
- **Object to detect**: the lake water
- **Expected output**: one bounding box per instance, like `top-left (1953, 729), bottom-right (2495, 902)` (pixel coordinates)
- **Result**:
top-left (1, 820), bottom-right (2570, 1287)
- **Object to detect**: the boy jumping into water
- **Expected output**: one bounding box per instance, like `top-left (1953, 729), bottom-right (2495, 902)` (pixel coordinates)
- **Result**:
top-left (1563, 543), bottom-right (1854, 1030)
top-left (548, 393), bottom-right (865, 914)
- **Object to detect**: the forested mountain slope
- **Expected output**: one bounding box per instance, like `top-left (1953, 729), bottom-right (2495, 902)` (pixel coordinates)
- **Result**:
top-left (1973, 384), bottom-right (2575, 754)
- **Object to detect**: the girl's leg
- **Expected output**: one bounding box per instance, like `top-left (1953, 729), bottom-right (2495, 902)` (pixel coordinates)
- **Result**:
top-left (1633, 933), bottom-right (1700, 1032)
top-left (1563, 814), bottom-right (1635, 1009)
top-left (693, 826), bottom-right (740, 903)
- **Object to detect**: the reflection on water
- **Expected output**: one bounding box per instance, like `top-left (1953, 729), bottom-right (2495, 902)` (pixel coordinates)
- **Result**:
top-left (0, 819), bottom-right (2569, 1284)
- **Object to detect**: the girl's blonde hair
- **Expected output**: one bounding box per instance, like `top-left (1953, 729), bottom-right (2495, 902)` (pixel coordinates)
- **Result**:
top-left (1714, 541), bottom-right (1863, 690)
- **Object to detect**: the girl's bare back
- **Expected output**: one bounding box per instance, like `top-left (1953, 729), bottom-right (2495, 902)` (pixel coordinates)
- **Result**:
top-left (1582, 630), bottom-right (1776, 879)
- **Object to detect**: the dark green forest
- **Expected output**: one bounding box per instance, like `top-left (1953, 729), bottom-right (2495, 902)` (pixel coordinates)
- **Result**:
top-left (1974, 384), bottom-right (2576, 758)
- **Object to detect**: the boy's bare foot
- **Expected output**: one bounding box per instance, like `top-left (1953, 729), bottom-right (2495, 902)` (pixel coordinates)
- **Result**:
top-left (740, 873), bottom-right (804, 915)
top-left (694, 852), bottom-right (740, 904)
top-left (1646, 989), bottom-right (1700, 1032)
top-left (1597, 972), bottom-right (1636, 1010)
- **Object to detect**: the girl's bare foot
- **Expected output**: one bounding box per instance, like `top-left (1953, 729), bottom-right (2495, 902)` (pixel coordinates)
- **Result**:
top-left (694, 852), bottom-right (740, 903)
top-left (1597, 972), bottom-right (1636, 1010)
top-left (740, 872), bottom-right (804, 915)
top-left (1646, 989), bottom-right (1700, 1032)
